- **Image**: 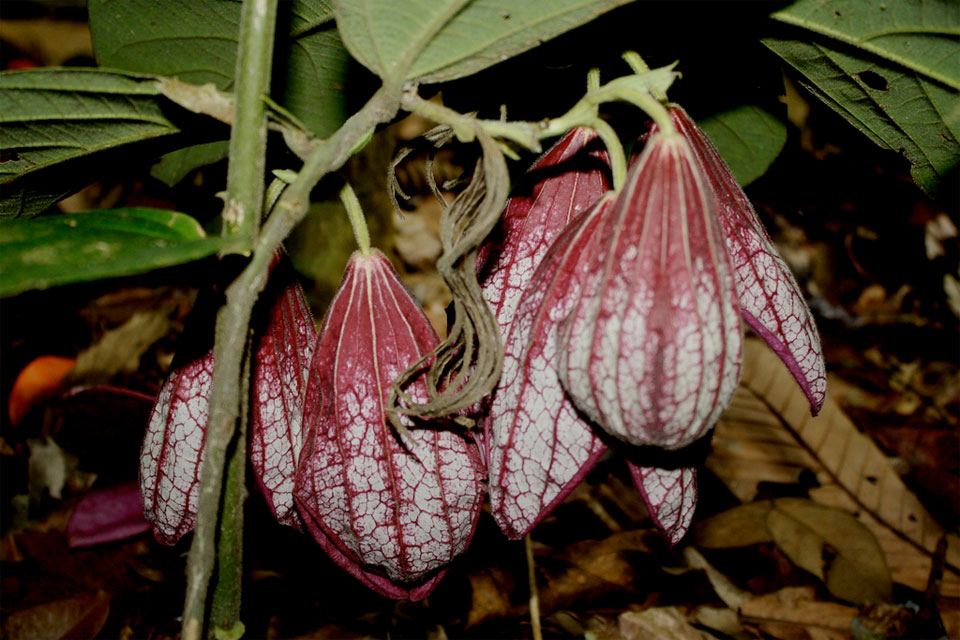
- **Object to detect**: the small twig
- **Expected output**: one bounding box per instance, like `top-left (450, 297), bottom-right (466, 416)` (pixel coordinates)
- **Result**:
top-left (525, 535), bottom-right (543, 640)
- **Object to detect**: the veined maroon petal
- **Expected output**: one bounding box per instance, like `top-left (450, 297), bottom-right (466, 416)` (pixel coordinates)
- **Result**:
top-left (669, 107), bottom-right (826, 413)
top-left (488, 198), bottom-right (614, 539)
top-left (250, 256), bottom-right (316, 528)
top-left (294, 250), bottom-right (484, 600)
top-left (478, 127), bottom-right (609, 483)
top-left (559, 133), bottom-right (742, 449)
top-left (627, 463), bottom-right (697, 546)
top-left (478, 126), bottom-right (610, 336)
top-left (140, 343), bottom-right (212, 545)
top-left (141, 251), bottom-right (314, 543)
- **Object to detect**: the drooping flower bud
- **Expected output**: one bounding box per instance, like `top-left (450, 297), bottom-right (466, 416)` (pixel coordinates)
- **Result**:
top-left (478, 128), bottom-right (611, 539)
top-left (294, 250), bottom-right (484, 600)
top-left (140, 252), bottom-right (315, 543)
top-left (487, 196), bottom-right (614, 539)
top-left (558, 132), bottom-right (742, 449)
top-left (666, 106), bottom-right (826, 412)
top-left (249, 255), bottom-right (316, 528)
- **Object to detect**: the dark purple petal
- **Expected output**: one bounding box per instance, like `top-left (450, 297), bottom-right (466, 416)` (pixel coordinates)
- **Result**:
top-left (627, 463), bottom-right (697, 546)
top-left (559, 133), bottom-right (742, 449)
top-left (67, 480), bottom-right (151, 548)
top-left (669, 107), bottom-right (826, 414)
top-left (294, 250), bottom-right (484, 600)
top-left (488, 198), bottom-right (613, 539)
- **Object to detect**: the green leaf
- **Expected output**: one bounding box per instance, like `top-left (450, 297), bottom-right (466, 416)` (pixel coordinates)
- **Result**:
top-left (89, 0), bottom-right (352, 137)
top-left (0, 208), bottom-right (226, 296)
top-left (763, 37), bottom-right (960, 194)
top-left (333, 0), bottom-right (633, 83)
top-left (0, 68), bottom-right (179, 184)
top-left (699, 105), bottom-right (788, 186)
top-left (151, 140), bottom-right (230, 187)
top-left (770, 0), bottom-right (960, 90)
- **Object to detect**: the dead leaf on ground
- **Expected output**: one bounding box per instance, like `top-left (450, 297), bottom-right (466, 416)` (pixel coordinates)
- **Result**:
top-left (740, 586), bottom-right (856, 639)
top-left (709, 338), bottom-right (960, 597)
top-left (465, 566), bottom-right (520, 628)
top-left (66, 303), bottom-right (179, 386)
top-left (766, 498), bottom-right (891, 604)
top-left (536, 529), bottom-right (658, 610)
top-left (694, 501), bottom-right (774, 549)
top-left (617, 607), bottom-right (709, 640)
top-left (1, 590), bottom-right (110, 640)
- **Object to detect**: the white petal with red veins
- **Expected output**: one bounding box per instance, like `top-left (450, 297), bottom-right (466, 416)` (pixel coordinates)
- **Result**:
top-left (628, 463), bottom-right (697, 546)
top-left (488, 199), bottom-right (613, 539)
top-left (295, 250), bottom-right (484, 600)
top-left (250, 256), bottom-right (316, 528)
top-left (670, 107), bottom-right (826, 413)
top-left (559, 134), bottom-right (742, 449)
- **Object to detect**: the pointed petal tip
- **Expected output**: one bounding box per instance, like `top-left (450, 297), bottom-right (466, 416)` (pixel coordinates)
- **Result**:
top-left (743, 311), bottom-right (826, 415)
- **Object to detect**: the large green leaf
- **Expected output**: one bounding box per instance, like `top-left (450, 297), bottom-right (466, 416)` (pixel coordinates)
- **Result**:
top-left (770, 0), bottom-right (960, 90)
top-left (333, 0), bottom-right (633, 84)
top-left (765, 0), bottom-right (960, 194)
top-left (699, 105), bottom-right (788, 187)
top-left (0, 208), bottom-right (227, 296)
top-left (763, 37), bottom-right (959, 195)
top-left (0, 68), bottom-right (179, 185)
top-left (89, 0), bottom-right (352, 138)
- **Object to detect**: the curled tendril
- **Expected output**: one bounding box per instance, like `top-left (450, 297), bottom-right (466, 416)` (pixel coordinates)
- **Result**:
top-left (388, 124), bottom-right (458, 218)
top-left (387, 129), bottom-right (508, 430)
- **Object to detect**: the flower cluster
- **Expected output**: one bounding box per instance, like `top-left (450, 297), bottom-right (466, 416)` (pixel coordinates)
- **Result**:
top-left (140, 107), bottom-right (825, 600)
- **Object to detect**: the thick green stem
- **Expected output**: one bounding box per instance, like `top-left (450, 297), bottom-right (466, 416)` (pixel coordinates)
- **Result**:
top-left (180, 83), bottom-right (402, 640)
top-left (208, 345), bottom-right (251, 637)
top-left (222, 0), bottom-right (278, 248)
top-left (182, 2), bottom-right (276, 638)
top-left (339, 181), bottom-right (371, 254)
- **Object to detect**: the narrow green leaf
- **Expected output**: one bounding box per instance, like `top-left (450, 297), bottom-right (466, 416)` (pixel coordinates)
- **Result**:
top-left (150, 141), bottom-right (230, 187)
top-left (771, 0), bottom-right (960, 90)
top-left (0, 68), bottom-right (179, 184)
top-left (89, 0), bottom-right (352, 137)
top-left (333, 0), bottom-right (632, 83)
top-left (699, 105), bottom-right (788, 186)
top-left (0, 208), bottom-right (226, 296)
top-left (763, 37), bottom-right (959, 194)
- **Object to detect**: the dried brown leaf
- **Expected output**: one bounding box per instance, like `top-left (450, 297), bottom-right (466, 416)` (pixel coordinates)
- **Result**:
top-left (766, 498), bottom-right (891, 604)
top-left (709, 338), bottom-right (960, 596)
top-left (466, 567), bottom-right (519, 628)
top-left (694, 501), bottom-right (774, 549)
top-left (618, 608), bottom-right (711, 640)
top-left (740, 586), bottom-right (856, 636)
top-left (684, 547), bottom-right (752, 610)
top-left (1, 590), bottom-right (110, 640)
top-left (67, 303), bottom-right (177, 385)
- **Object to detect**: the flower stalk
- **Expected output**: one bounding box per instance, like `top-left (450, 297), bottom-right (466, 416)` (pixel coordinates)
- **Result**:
top-left (339, 181), bottom-right (372, 255)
